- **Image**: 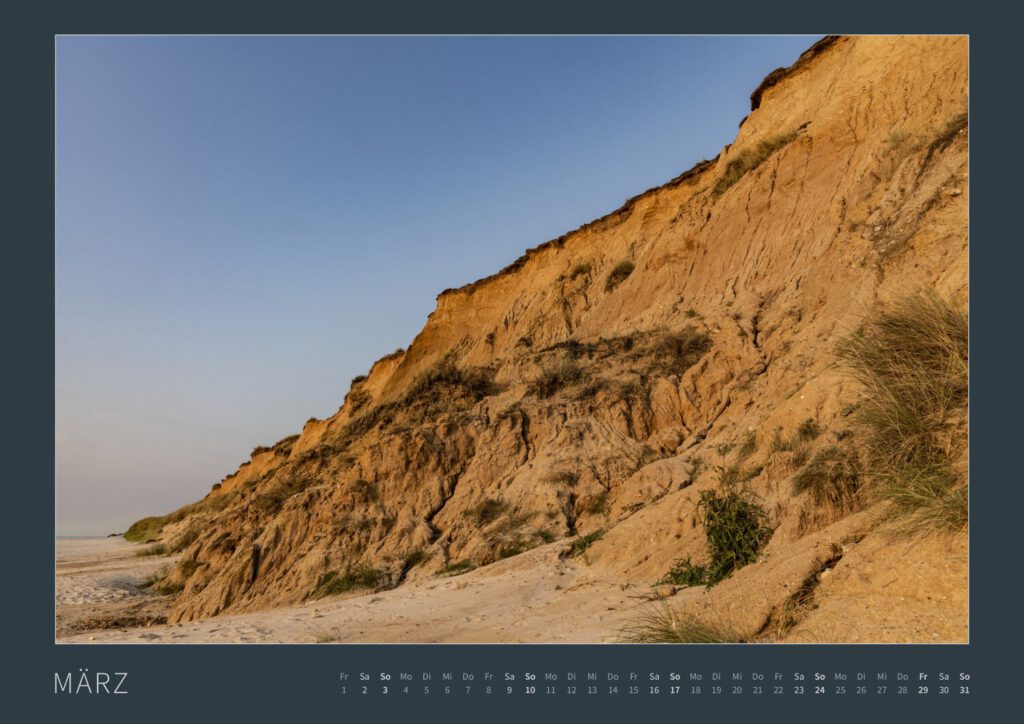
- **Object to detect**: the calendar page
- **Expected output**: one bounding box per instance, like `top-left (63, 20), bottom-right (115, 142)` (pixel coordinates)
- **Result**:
top-left (11, 3), bottom-right (1013, 721)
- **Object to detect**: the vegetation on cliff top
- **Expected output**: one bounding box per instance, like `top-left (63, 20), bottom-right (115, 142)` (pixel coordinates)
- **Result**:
top-left (712, 130), bottom-right (799, 197)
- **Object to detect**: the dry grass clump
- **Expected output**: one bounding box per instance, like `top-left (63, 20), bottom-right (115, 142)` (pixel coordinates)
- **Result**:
top-left (334, 356), bottom-right (501, 445)
top-left (529, 358), bottom-right (586, 399)
top-left (582, 490), bottom-right (609, 515)
top-left (436, 559), bottom-right (475, 577)
top-left (837, 291), bottom-right (968, 533)
top-left (311, 565), bottom-right (387, 599)
top-left (652, 326), bottom-right (712, 376)
top-left (929, 111), bottom-right (968, 154)
top-left (135, 544), bottom-right (167, 557)
top-left (545, 469), bottom-right (579, 486)
top-left (565, 528), bottom-right (605, 558)
top-left (177, 559), bottom-right (202, 579)
top-left (770, 419), bottom-right (820, 469)
top-left (796, 417), bottom-right (821, 442)
top-left (605, 260), bottom-right (635, 292)
top-left (792, 446), bottom-right (861, 511)
top-left (736, 431), bottom-right (757, 461)
top-left (407, 356), bottom-right (500, 401)
top-left (712, 130), bottom-right (798, 197)
top-left (619, 602), bottom-right (746, 643)
top-left (345, 388), bottom-right (372, 412)
top-left (254, 476), bottom-right (317, 514)
top-left (169, 524), bottom-right (201, 553)
top-left (886, 129), bottom-right (910, 147)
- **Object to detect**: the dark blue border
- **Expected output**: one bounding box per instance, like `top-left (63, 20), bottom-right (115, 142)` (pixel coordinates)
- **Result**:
top-left (9, 1), bottom-right (1020, 720)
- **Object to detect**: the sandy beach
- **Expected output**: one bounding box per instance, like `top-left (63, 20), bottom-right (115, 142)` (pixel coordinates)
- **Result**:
top-left (57, 535), bottom-right (647, 643)
top-left (56, 537), bottom-right (180, 638)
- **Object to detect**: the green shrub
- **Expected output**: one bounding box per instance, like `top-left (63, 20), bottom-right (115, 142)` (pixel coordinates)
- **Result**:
top-left (605, 260), bottom-right (635, 292)
top-left (658, 557), bottom-right (709, 587)
top-left (465, 498), bottom-right (508, 526)
top-left (837, 292), bottom-right (968, 532)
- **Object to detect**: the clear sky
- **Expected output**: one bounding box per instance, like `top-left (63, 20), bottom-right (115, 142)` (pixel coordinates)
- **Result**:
top-left (56, 35), bottom-right (819, 536)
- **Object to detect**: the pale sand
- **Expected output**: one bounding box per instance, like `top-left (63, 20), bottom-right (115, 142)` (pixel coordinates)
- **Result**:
top-left (56, 537), bottom-right (179, 638)
top-left (58, 537), bottom-right (652, 644)
top-left (56, 537), bottom-right (175, 604)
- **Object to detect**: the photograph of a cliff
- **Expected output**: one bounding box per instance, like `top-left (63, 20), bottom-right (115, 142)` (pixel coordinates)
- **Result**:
top-left (81, 35), bottom-right (968, 643)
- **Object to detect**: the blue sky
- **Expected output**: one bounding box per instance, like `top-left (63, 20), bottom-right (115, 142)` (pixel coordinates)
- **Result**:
top-left (56, 35), bottom-right (819, 536)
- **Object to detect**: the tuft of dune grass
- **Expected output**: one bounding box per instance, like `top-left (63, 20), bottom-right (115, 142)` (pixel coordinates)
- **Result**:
top-left (618, 602), bottom-right (745, 643)
top-left (836, 291), bottom-right (968, 533)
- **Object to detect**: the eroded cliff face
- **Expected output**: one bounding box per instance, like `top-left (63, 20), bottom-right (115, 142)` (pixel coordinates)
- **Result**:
top-left (140, 36), bottom-right (967, 635)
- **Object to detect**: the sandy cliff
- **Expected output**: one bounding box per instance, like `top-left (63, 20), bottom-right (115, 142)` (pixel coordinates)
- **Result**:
top-left (130, 35), bottom-right (968, 641)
